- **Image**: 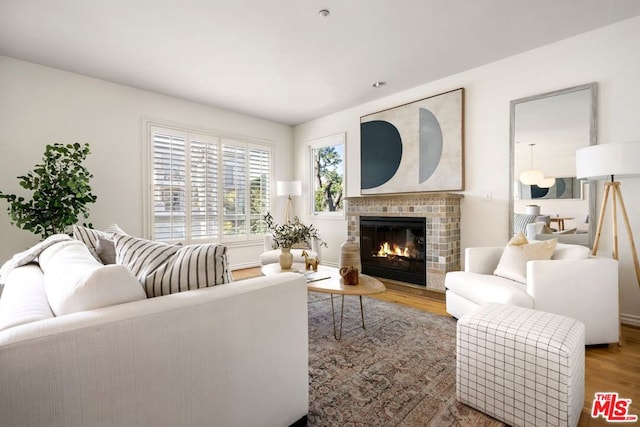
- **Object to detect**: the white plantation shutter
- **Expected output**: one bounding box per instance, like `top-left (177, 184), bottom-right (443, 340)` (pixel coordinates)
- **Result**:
top-left (222, 142), bottom-right (247, 238)
top-left (152, 131), bottom-right (187, 241)
top-left (150, 126), bottom-right (270, 243)
top-left (249, 147), bottom-right (270, 235)
top-left (190, 139), bottom-right (219, 240)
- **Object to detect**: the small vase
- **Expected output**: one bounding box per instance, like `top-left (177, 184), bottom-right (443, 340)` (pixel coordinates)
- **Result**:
top-left (279, 247), bottom-right (294, 269)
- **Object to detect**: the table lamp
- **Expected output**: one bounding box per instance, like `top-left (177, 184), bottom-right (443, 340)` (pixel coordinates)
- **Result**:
top-left (576, 141), bottom-right (640, 287)
top-left (276, 180), bottom-right (302, 223)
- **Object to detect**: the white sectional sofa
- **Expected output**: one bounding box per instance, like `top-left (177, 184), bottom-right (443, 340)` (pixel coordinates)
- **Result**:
top-left (0, 240), bottom-right (309, 427)
top-left (445, 243), bottom-right (619, 345)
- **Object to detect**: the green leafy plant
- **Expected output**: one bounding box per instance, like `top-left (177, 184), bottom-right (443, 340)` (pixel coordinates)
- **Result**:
top-left (263, 211), bottom-right (327, 249)
top-left (0, 143), bottom-right (97, 239)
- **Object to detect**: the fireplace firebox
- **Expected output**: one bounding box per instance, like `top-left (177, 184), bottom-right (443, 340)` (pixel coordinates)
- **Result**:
top-left (359, 216), bottom-right (426, 286)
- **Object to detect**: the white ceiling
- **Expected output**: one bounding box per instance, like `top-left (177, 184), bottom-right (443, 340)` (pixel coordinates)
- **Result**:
top-left (2, 1), bottom-right (640, 126)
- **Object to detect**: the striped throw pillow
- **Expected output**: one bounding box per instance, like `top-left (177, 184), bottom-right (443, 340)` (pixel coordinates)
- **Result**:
top-left (73, 224), bottom-right (126, 263)
top-left (114, 234), bottom-right (232, 298)
top-left (113, 234), bottom-right (179, 288)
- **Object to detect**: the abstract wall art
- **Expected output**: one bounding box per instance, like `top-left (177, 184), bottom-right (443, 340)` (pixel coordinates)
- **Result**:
top-left (518, 177), bottom-right (583, 200)
top-left (360, 88), bottom-right (464, 194)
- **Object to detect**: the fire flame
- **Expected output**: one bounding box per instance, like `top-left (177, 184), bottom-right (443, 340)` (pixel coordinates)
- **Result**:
top-left (377, 242), bottom-right (410, 257)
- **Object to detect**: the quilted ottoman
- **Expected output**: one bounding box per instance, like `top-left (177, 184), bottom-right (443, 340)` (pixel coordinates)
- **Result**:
top-left (456, 304), bottom-right (585, 427)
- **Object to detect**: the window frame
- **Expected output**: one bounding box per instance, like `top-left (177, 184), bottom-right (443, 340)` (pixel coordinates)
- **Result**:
top-left (144, 121), bottom-right (273, 244)
top-left (308, 132), bottom-right (346, 219)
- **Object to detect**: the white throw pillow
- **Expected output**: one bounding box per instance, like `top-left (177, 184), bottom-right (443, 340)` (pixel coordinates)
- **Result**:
top-left (39, 240), bottom-right (146, 316)
top-left (114, 234), bottom-right (233, 298)
top-left (494, 233), bottom-right (557, 284)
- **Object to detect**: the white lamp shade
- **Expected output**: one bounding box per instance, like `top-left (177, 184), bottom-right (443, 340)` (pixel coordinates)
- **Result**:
top-left (519, 169), bottom-right (544, 186)
top-left (538, 177), bottom-right (556, 188)
top-left (276, 180), bottom-right (302, 197)
top-left (576, 141), bottom-right (640, 180)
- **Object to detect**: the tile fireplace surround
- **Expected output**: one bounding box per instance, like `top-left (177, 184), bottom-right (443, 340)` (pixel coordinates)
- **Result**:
top-left (346, 193), bottom-right (462, 292)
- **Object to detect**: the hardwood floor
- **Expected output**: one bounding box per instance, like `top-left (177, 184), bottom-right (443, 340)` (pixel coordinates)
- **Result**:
top-left (233, 267), bottom-right (640, 426)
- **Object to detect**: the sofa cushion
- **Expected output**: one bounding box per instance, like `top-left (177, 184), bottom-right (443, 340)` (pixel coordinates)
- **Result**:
top-left (445, 271), bottom-right (534, 309)
top-left (114, 234), bottom-right (233, 298)
top-left (39, 240), bottom-right (147, 316)
top-left (494, 233), bottom-right (557, 283)
top-left (0, 264), bottom-right (54, 331)
top-left (72, 224), bottom-right (126, 263)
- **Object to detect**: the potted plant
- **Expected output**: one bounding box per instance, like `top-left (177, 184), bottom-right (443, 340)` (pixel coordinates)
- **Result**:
top-left (0, 143), bottom-right (97, 239)
top-left (263, 212), bottom-right (326, 268)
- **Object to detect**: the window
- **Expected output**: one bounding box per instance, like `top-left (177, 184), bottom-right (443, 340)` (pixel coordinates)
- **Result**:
top-left (309, 133), bottom-right (345, 216)
top-left (149, 125), bottom-right (271, 243)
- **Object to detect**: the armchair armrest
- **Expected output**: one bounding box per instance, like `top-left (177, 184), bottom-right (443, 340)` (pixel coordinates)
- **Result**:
top-left (527, 257), bottom-right (619, 345)
top-left (263, 234), bottom-right (321, 263)
top-left (464, 247), bottom-right (504, 274)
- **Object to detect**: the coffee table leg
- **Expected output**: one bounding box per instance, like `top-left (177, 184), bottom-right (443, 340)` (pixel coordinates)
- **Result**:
top-left (330, 294), bottom-right (345, 340)
top-left (359, 295), bottom-right (366, 329)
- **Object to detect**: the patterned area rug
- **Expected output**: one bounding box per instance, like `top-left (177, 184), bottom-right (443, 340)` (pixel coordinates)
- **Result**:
top-left (307, 292), bottom-right (504, 426)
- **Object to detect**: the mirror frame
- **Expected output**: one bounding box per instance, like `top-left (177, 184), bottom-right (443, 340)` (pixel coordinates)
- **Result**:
top-left (509, 82), bottom-right (598, 247)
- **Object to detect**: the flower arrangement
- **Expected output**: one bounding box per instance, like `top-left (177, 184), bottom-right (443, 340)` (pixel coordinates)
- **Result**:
top-left (263, 212), bottom-right (327, 249)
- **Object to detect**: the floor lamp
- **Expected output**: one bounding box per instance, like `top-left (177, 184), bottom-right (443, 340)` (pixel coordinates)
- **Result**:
top-left (576, 141), bottom-right (640, 288)
top-left (276, 180), bottom-right (302, 223)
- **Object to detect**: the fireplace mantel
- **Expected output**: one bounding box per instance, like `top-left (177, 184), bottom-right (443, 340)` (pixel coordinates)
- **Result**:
top-left (346, 193), bottom-right (462, 292)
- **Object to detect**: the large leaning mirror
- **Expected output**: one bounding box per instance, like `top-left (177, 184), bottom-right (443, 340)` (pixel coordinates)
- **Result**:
top-left (509, 83), bottom-right (597, 247)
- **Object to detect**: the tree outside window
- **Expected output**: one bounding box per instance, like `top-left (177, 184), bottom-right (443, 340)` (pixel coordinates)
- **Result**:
top-left (310, 133), bottom-right (345, 216)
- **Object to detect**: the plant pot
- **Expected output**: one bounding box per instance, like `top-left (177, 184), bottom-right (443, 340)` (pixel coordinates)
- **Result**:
top-left (279, 247), bottom-right (294, 269)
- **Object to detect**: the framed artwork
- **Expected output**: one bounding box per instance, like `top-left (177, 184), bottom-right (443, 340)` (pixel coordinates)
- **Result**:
top-left (518, 177), bottom-right (583, 200)
top-left (360, 88), bottom-right (464, 194)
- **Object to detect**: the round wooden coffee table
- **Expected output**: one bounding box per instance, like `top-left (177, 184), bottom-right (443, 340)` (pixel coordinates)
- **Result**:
top-left (261, 263), bottom-right (386, 339)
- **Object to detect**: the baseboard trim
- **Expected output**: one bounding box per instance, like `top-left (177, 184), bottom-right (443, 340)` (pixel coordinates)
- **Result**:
top-left (621, 313), bottom-right (640, 327)
top-left (380, 279), bottom-right (446, 301)
top-left (231, 261), bottom-right (260, 270)
top-left (232, 260), bottom-right (338, 271)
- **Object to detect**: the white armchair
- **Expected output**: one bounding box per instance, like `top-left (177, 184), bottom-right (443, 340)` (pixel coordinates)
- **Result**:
top-left (259, 234), bottom-right (322, 266)
top-left (445, 245), bottom-right (619, 345)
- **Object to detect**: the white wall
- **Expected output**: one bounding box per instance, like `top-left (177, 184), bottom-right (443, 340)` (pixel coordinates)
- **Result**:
top-left (0, 56), bottom-right (293, 268)
top-left (1, 17), bottom-right (639, 322)
top-left (293, 16), bottom-right (640, 323)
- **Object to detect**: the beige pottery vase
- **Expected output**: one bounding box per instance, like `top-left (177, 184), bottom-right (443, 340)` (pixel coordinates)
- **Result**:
top-left (279, 247), bottom-right (294, 269)
top-left (339, 238), bottom-right (361, 273)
